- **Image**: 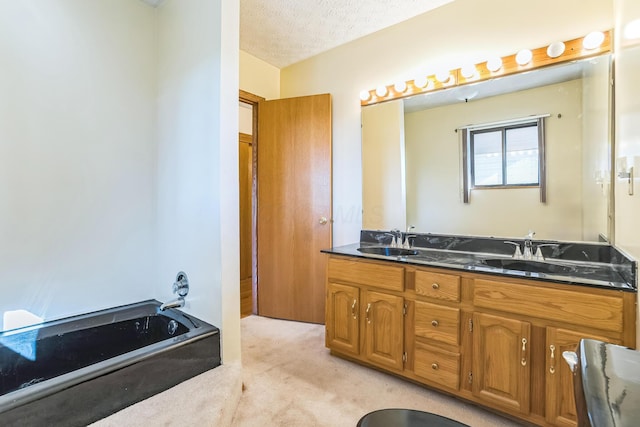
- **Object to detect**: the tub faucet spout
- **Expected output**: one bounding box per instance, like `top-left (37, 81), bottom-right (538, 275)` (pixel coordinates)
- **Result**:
top-left (160, 297), bottom-right (185, 311)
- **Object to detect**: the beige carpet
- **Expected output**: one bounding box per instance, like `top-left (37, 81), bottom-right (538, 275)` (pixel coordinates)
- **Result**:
top-left (232, 315), bottom-right (522, 427)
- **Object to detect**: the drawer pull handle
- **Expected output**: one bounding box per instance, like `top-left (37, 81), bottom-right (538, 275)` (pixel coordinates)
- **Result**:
top-left (431, 363), bottom-right (439, 370)
top-left (351, 299), bottom-right (357, 320)
top-left (521, 337), bottom-right (528, 366)
top-left (431, 320), bottom-right (439, 327)
top-left (365, 303), bottom-right (372, 324)
top-left (432, 283), bottom-right (439, 290)
top-left (549, 344), bottom-right (556, 374)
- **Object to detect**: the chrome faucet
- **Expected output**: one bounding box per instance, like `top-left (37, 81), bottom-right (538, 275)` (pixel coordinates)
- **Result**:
top-left (386, 229), bottom-right (402, 248)
top-left (523, 230), bottom-right (535, 260)
top-left (504, 241), bottom-right (523, 259)
top-left (160, 298), bottom-right (185, 311)
top-left (160, 271), bottom-right (190, 311)
top-left (403, 225), bottom-right (416, 249)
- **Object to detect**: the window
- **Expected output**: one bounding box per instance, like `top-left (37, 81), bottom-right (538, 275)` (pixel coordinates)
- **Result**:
top-left (461, 116), bottom-right (547, 203)
top-left (471, 122), bottom-right (540, 187)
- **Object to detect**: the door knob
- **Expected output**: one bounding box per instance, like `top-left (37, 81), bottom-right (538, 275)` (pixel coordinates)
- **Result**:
top-left (319, 216), bottom-right (328, 225)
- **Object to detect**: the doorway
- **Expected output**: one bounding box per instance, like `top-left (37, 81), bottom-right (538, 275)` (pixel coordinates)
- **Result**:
top-left (238, 91), bottom-right (332, 324)
top-left (239, 91), bottom-right (263, 317)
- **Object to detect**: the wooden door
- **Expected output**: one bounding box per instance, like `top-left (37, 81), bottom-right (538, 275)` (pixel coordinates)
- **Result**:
top-left (326, 282), bottom-right (359, 355)
top-left (239, 133), bottom-right (253, 317)
top-left (364, 291), bottom-right (404, 371)
top-left (545, 327), bottom-right (619, 427)
top-left (472, 312), bottom-right (531, 414)
top-left (257, 94), bottom-right (332, 323)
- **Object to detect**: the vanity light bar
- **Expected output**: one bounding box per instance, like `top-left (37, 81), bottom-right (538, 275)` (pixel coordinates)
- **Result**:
top-left (360, 30), bottom-right (611, 106)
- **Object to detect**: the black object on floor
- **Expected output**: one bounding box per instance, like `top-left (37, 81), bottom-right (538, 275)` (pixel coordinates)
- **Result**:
top-left (357, 409), bottom-right (470, 427)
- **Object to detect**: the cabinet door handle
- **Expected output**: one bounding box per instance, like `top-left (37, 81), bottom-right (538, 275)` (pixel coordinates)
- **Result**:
top-left (431, 320), bottom-right (439, 327)
top-left (432, 283), bottom-right (440, 290)
top-left (365, 303), bottom-right (372, 324)
top-left (521, 337), bottom-right (528, 366)
top-left (431, 363), bottom-right (439, 370)
top-left (549, 344), bottom-right (556, 374)
top-left (351, 299), bottom-right (357, 320)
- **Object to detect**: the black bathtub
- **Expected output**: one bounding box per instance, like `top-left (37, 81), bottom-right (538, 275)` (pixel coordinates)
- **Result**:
top-left (0, 300), bottom-right (220, 426)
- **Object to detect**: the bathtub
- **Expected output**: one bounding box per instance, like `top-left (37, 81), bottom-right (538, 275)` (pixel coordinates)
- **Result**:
top-left (0, 300), bottom-right (220, 426)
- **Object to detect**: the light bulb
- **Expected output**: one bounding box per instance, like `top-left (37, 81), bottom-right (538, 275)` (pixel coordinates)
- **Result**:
top-left (359, 90), bottom-right (371, 102)
top-left (394, 81), bottom-right (407, 93)
top-left (486, 56), bottom-right (502, 72)
top-left (375, 86), bottom-right (388, 97)
top-left (546, 41), bottom-right (565, 58)
top-left (624, 19), bottom-right (640, 40)
top-left (435, 69), bottom-right (451, 83)
top-left (413, 75), bottom-right (428, 88)
top-left (461, 64), bottom-right (476, 79)
top-left (515, 49), bottom-right (533, 65)
top-left (583, 31), bottom-right (605, 49)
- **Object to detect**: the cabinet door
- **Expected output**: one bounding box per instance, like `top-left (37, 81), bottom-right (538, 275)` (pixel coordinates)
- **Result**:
top-left (364, 291), bottom-right (404, 371)
top-left (326, 283), bottom-right (359, 355)
top-left (545, 327), bottom-right (619, 427)
top-left (472, 312), bottom-right (531, 414)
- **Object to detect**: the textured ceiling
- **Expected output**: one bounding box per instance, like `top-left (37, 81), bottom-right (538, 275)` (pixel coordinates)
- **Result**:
top-left (241, 0), bottom-right (454, 69)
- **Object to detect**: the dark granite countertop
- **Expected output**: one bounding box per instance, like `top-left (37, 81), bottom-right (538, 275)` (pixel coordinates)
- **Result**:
top-left (321, 231), bottom-right (636, 291)
top-left (579, 339), bottom-right (640, 426)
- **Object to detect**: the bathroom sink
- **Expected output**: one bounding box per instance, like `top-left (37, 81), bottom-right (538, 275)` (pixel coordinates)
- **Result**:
top-left (480, 258), bottom-right (577, 275)
top-left (357, 247), bottom-right (419, 257)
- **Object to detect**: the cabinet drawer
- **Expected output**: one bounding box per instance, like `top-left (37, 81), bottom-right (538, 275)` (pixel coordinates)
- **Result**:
top-left (415, 302), bottom-right (460, 346)
top-left (473, 279), bottom-right (624, 332)
top-left (414, 342), bottom-right (460, 390)
top-left (415, 270), bottom-right (460, 302)
top-left (328, 257), bottom-right (404, 291)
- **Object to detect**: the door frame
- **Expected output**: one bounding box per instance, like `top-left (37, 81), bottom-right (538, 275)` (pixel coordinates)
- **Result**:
top-left (239, 90), bottom-right (264, 315)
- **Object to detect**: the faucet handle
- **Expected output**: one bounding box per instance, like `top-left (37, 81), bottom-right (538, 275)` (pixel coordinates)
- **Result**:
top-left (533, 243), bottom-right (559, 261)
top-left (403, 234), bottom-right (417, 249)
top-left (525, 230), bottom-right (536, 239)
top-left (384, 232), bottom-right (397, 247)
top-left (534, 247), bottom-right (545, 261)
top-left (504, 241), bottom-right (523, 259)
top-left (173, 271), bottom-right (189, 297)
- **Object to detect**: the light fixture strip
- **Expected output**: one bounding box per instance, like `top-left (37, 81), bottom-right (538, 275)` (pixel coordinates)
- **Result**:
top-left (362, 30), bottom-right (611, 106)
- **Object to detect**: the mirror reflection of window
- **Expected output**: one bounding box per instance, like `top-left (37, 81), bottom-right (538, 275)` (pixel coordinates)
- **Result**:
top-left (471, 122), bottom-right (540, 187)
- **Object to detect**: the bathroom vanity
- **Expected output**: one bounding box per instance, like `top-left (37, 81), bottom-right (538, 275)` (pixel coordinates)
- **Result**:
top-left (323, 231), bottom-right (637, 427)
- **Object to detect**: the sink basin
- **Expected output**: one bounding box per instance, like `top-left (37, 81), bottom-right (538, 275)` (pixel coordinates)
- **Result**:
top-left (480, 258), bottom-right (577, 275)
top-left (357, 247), bottom-right (419, 257)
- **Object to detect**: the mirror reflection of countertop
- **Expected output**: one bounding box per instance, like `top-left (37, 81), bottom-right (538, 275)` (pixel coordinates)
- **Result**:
top-left (579, 339), bottom-right (640, 427)
top-left (322, 232), bottom-right (636, 291)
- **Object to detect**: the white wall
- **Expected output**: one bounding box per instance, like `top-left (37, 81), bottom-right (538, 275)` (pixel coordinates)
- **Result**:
top-left (614, 0), bottom-right (640, 346)
top-left (614, 0), bottom-right (640, 260)
top-left (0, 0), bottom-right (157, 328)
top-left (582, 57), bottom-right (612, 241)
top-left (280, 0), bottom-right (613, 246)
top-left (0, 0), bottom-right (241, 361)
top-left (239, 102), bottom-right (253, 135)
top-left (156, 0), bottom-right (240, 362)
top-left (404, 80), bottom-right (583, 241)
top-left (361, 100), bottom-right (406, 230)
top-left (240, 50), bottom-right (280, 100)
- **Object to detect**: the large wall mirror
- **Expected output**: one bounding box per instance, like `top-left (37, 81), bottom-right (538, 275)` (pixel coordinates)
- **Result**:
top-left (362, 53), bottom-right (613, 242)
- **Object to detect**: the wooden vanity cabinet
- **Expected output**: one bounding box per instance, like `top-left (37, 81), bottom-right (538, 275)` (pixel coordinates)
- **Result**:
top-left (363, 290), bottom-right (405, 371)
top-left (411, 269), bottom-right (463, 391)
top-left (325, 256), bottom-right (406, 372)
top-left (472, 277), bottom-right (633, 426)
top-left (325, 254), bottom-right (636, 427)
top-left (544, 327), bottom-right (620, 427)
top-left (471, 312), bottom-right (531, 414)
top-left (326, 282), bottom-right (360, 356)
